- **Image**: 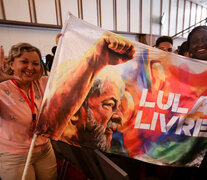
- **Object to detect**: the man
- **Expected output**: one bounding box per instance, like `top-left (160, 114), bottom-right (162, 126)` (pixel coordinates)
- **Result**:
top-left (36, 32), bottom-right (135, 152)
top-left (60, 68), bottom-right (125, 151)
top-left (188, 26), bottom-right (207, 61)
top-left (155, 36), bottom-right (173, 52)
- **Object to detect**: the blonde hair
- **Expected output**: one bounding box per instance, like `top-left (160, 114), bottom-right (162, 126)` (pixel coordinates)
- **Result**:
top-left (6, 42), bottom-right (44, 77)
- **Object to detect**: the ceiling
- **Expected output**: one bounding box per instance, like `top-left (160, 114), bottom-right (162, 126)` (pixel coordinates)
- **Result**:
top-left (189, 0), bottom-right (207, 8)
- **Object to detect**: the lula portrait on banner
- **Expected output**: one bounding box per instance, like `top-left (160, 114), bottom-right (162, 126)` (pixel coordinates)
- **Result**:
top-left (36, 27), bottom-right (136, 152)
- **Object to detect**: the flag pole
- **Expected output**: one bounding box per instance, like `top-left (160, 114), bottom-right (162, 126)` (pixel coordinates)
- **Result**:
top-left (21, 133), bottom-right (37, 180)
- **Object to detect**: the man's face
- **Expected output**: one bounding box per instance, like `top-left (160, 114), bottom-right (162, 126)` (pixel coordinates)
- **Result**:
top-left (189, 29), bottom-right (207, 61)
top-left (78, 79), bottom-right (123, 151)
top-left (157, 42), bottom-right (173, 52)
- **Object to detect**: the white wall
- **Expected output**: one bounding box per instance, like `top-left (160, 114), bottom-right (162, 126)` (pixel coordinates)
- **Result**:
top-left (0, 25), bottom-right (60, 56)
top-left (0, 25), bottom-right (137, 57)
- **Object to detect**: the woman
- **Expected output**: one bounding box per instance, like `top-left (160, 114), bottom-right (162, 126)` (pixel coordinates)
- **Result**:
top-left (0, 43), bottom-right (57, 180)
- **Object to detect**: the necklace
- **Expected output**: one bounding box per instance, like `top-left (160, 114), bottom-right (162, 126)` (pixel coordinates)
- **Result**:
top-left (12, 80), bottom-right (36, 138)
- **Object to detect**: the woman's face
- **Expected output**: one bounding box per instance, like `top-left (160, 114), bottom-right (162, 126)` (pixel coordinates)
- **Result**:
top-left (189, 29), bottom-right (207, 61)
top-left (10, 51), bottom-right (41, 84)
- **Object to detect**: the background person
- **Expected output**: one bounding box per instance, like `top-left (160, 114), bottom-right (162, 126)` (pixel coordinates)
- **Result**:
top-left (45, 33), bottom-right (61, 72)
top-left (45, 46), bottom-right (57, 72)
top-left (188, 25), bottom-right (207, 61)
top-left (155, 36), bottom-right (173, 52)
top-left (178, 41), bottom-right (189, 57)
top-left (45, 54), bottom-right (53, 71)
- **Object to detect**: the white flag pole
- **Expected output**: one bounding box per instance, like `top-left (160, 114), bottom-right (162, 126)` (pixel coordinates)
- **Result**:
top-left (21, 133), bottom-right (37, 180)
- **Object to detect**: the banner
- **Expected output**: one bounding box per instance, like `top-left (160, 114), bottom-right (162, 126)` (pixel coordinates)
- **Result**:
top-left (36, 13), bottom-right (207, 167)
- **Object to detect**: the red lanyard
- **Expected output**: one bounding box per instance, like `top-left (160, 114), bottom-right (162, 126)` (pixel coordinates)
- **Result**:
top-left (12, 80), bottom-right (36, 138)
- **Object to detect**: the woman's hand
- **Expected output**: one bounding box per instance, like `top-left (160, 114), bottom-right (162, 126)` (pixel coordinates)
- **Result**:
top-left (0, 46), bottom-right (19, 82)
